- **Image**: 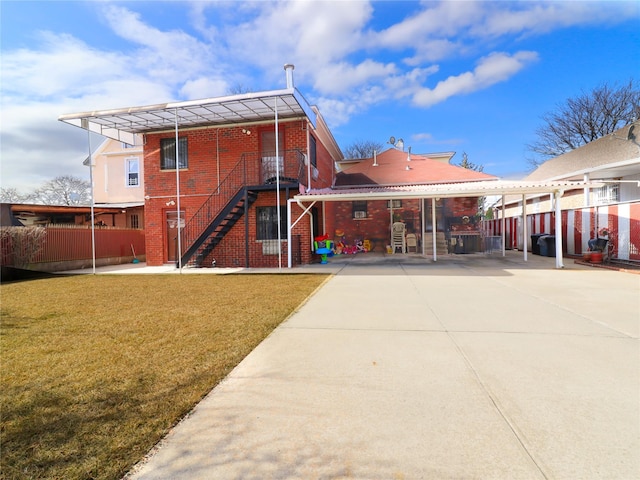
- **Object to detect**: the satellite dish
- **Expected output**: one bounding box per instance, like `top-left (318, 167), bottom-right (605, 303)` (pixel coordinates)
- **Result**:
top-left (396, 139), bottom-right (404, 150)
top-left (389, 136), bottom-right (396, 145)
top-left (628, 125), bottom-right (636, 141)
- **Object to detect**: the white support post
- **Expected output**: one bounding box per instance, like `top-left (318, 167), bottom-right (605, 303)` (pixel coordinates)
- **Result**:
top-left (86, 127), bottom-right (96, 274)
top-left (522, 194), bottom-right (527, 262)
top-left (432, 198), bottom-right (437, 261)
top-left (555, 190), bottom-right (564, 268)
top-left (175, 109), bottom-right (182, 272)
top-left (287, 199), bottom-right (292, 269)
top-left (501, 195), bottom-right (506, 257)
top-left (421, 198), bottom-right (426, 256)
top-left (275, 98), bottom-right (282, 271)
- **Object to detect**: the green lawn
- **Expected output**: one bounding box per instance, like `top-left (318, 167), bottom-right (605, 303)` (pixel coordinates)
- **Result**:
top-left (1, 273), bottom-right (328, 480)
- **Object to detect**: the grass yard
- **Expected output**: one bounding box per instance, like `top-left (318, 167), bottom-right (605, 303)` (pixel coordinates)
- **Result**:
top-left (0, 273), bottom-right (328, 480)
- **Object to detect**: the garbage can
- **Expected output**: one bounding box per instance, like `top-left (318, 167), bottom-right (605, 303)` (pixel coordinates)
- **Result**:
top-left (531, 233), bottom-right (547, 255)
top-left (537, 235), bottom-right (550, 256)
top-left (544, 235), bottom-right (556, 257)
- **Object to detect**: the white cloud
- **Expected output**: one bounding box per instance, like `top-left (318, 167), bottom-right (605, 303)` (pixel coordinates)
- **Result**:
top-left (412, 51), bottom-right (539, 107)
top-left (1, 0), bottom-right (637, 190)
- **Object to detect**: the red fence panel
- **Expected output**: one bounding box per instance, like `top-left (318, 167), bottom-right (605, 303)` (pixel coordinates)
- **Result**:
top-left (1, 226), bottom-right (145, 267)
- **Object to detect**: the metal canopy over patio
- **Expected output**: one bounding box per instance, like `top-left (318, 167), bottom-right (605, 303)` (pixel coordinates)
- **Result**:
top-left (288, 179), bottom-right (603, 269)
top-left (59, 72), bottom-right (316, 272)
top-left (58, 87), bottom-right (317, 145)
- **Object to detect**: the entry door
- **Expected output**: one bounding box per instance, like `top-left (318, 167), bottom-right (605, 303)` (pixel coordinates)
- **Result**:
top-left (424, 199), bottom-right (444, 232)
top-left (166, 211), bottom-right (185, 262)
top-left (260, 130), bottom-right (285, 183)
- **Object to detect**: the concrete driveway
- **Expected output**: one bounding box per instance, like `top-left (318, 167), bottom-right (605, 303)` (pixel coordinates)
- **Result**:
top-left (126, 253), bottom-right (639, 479)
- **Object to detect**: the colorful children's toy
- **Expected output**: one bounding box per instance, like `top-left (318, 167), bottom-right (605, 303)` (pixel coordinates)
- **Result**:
top-left (314, 234), bottom-right (334, 264)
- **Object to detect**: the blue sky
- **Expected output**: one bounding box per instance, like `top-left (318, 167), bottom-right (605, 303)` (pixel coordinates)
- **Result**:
top-left (1, 0), bottom-right (639, 192)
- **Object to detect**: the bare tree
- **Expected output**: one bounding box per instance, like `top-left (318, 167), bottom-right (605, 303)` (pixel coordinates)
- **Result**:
top-left (227, 83), bottom-right (253, 95)
top-left (31, 175), bottom-right (91, 205)
top-left (343, 140), bottom-right (385, 159)
top-left (528, 80), bottom-right (639, 166)
top-left (0, 187), bottom-right (32, 203)
top-left (0, 226), bottom-right (46, 268)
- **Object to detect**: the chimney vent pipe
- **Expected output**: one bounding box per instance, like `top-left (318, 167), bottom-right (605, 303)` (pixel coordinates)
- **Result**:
top-left (284, 64), bottom-right (295, 88)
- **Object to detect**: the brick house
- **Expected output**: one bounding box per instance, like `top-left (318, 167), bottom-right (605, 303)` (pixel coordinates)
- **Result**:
top-left (61, 65), bottom-right (341, 268)
top-left (319, 148), bottom-right (498, 254)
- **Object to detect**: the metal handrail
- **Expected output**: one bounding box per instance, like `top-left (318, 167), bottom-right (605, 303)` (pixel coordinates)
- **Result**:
top-left (179, 149), bottom-right (305, 264)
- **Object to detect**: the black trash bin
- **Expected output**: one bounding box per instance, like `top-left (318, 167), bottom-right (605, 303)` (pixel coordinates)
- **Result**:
top-left (544, 235), bottom-right (556, 257)
top-left (538, 235), bottom-right (556, 257)
top-left (537, 235), bottom-right (550, 256)
top-left (531, 233), bottom-right (547, 255)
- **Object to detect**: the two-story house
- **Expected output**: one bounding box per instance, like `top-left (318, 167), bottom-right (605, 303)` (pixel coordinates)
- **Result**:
top-left (87, 138), bottom-right (145, 229)
top-left (61, 65), bottom-right (341, 268)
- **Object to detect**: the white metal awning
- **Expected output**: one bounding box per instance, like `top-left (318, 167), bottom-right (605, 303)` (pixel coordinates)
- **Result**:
top-left (58, 88), bottom-right (317, 145)
top-left (294, 180), bottom-right (604, 202)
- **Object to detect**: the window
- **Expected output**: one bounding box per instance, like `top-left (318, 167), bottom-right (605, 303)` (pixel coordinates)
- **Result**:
top-left (160, 137), bottom-right (188, 170)
top-left (386, 200), bottom-right (402, 209)
top-left (126, 157), bottom-right (139, 186)
top-left (309, 135), bottom-right (317, 167)
top-left (352, 200), bottom-right (368, 219)
top-left (129, 214), bottom-right (140, 229)
top-left (256, 206), bottom-right (286, 240)
top-left (594, 184), bottom-right (619, 205)
top-left (121, 142), bottom-right (136, 149)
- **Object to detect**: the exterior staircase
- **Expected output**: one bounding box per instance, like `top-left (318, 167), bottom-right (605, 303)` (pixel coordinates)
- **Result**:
top-left (180, 188), bottom-right (258, 267)
top-left (422, 231), bottom-right (448, 255)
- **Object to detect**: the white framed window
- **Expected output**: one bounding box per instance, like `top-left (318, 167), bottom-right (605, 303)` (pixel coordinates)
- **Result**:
top-left (126, 157), bottom-right (140, 186)
top-left (594, 183), bottom-right (619, 205)
top-left (386, 199), bottom-right (402, 209)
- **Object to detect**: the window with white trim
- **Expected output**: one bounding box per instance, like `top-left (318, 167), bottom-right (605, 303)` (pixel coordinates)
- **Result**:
top-left (126, 157), bottom-right (140, 186)
top-left (594, 183), bottom-right (619, 205)
top-left (386, 199), bottom-right (402, 209)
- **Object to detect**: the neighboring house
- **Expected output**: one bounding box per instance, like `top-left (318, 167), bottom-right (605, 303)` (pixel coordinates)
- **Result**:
top-left (492, 122), bottom-right (640, 260)
top-left (85, 138), bottom-right (145, 229)
top-left (60, 65), bottom-right (342, 268)
top-left (324, 148), bottom-right (498, 253)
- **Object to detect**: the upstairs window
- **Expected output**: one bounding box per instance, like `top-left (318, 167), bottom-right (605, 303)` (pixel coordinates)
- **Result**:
top-left (126, 157), bottom-right (139, 186)
top-left (160, 137), bottom-right (188, 170)
top-left (309, 135), bottom-right (317, 167)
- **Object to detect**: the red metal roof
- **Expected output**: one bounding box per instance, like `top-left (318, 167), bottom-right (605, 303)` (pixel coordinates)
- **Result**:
top-left (335, 148), bottom-right (497, 187)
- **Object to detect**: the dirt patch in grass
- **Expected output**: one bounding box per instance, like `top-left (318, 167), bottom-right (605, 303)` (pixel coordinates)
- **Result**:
top-left (1, 273), bottom-right (328, 480)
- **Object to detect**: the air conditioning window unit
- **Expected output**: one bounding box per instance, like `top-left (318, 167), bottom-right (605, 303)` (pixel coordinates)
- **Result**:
top-left (354, 211), bottom-right (367, 219)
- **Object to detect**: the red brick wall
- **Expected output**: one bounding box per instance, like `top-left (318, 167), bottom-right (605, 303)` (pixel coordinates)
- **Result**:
top-left (143, 120), bottom-right (331, 266)
top-left (330, 197), bottom-right (480, 251)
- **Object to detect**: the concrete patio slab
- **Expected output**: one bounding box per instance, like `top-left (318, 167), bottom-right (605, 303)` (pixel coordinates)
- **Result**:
top-left (124, 254), bottom-right (639, 479)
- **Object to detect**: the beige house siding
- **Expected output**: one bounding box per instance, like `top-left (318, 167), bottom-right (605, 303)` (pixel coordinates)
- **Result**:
top-left (91, 139), bottom-right (144, 204)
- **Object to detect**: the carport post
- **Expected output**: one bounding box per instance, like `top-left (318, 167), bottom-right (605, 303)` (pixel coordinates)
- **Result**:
top-left (522, 194), bottom-right (528, 262)
top-left (501, 195), bottom-right (506, 257)
top-left (431, 198), bottom-right (437, 261)
top-left (554, 190), bottom-right (564, 268)
top-left (421, 198), bottom-right (425, 256)
top-left (287, 199), bottom-right (292, 268)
